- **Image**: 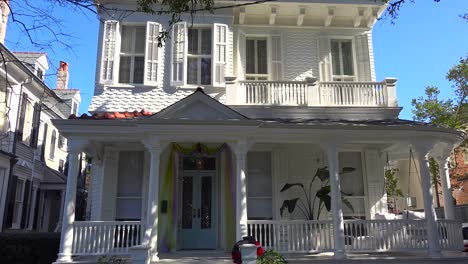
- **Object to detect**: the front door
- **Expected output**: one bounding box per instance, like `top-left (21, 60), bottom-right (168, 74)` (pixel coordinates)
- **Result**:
top-left (181, 170), bottom-right (217, 249)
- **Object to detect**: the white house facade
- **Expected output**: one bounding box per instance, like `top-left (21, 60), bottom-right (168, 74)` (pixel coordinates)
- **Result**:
top-left (53, 0), bottom-right (465, 263)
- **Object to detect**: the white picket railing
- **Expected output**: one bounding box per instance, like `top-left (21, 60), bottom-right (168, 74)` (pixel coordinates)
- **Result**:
top-left (437, 220), bottom-right (464, 250)
top-left (247, 219), bottom-right (463, 253)
top-left (72, 221), bottom-right (144, 255)
top-left (238, 81), bottom-right (307, 106)
top-left (319, 81), bottom-right (386, 106)
top-left (246, 220), bottom-right (334, 253)
top-left (344, 220), bottom-right (429, 252)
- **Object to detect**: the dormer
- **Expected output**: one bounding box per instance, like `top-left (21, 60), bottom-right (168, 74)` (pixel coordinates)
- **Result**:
top-left (13, 52), bottom-right (49, 81)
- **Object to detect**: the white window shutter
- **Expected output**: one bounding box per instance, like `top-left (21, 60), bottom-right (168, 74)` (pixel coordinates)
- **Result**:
top-left (100, 20), bottom-right (118, 84)
top-left (144, 22), bottom-right (160, 86)
top-left (212, 23), bottom-right (227, 86)
top-left (318, 37), bottom-right (331, 81)
top-left (171, 22), bottom-right (187, 87)
top-left (354, 34), bottom-right (371, 82)
top-left (237, 30), bottom-right (246, 81)
top-left (271, 35), bottom-right (282, 81)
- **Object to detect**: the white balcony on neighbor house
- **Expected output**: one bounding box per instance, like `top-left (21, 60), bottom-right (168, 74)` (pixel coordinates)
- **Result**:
top-left (225, 77), bottom-right (398, 107)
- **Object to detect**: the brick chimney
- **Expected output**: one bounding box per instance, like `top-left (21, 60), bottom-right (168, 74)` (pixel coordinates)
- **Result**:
top-left (0, 0), bottom-right (10, 44)
top-left (56, 61), bottom-right (69, 89)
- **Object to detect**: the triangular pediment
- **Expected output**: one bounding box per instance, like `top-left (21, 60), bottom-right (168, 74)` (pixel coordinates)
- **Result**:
top-left (153, 89), bottom-right (247, 120)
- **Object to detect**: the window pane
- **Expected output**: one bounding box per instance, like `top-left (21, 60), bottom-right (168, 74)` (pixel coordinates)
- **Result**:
top-left (182, 176), bottom-right (193, 229)
top-left (134, 27), bottom-right (146, 53)
top-left (200, 176), bottom-right (212, 229)
top-left (331, 40), bottom-right (340, 75)
top-left (188, 28), bottom-right (199, 55)
top-left (187, 57), bottom-right (198, 84)
top-left (201, 29), bottom-right (212, 55)
top-left (121, 26), bottom-right (132, 53)
top-left (341, 41), bottom-right (354, 75)
top-left (115, 198), bottom-right (142, 220)
top-left (217, 45), bottom-right (225, 62)
top-left (201, 58), bottom-right (211, 85)
top-left (257, 40), bottom-right (267, 74)
top-left (117, 151), bottom-right (143, 197)
top-left (133, 56), bottom-right (144, 84)
top-left (246, 39), bottom-right (255, 74)
top-left (119, 56), bottom-right (131, 83)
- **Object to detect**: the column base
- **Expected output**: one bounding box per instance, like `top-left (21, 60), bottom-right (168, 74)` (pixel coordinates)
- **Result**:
top-left (54, 253), bottom-right (73, 263)
top-left (334, 250), bottom-right (347, 260)
top-left (150, 253), bottom-right (159, 263)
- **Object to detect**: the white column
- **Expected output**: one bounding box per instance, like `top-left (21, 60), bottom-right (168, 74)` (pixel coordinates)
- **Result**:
top-left (143, 139), bottom-right (163, 262)
top-left (306, 77), bottom-right (319, 106)
top-left (56, 139), bottom-right (86, 262)
top-left (322, 143), bottom-right (346, 259)
top-left (413, 142), bottom-right (441, 257)
top-left (90, 159), bottom-right (103, 221)
top-left (436, 156), bottom-right (455, 220)
top-left (230, 140), bottom-right (249, 241)
top-left (225, 76), bottom-right (237, 105)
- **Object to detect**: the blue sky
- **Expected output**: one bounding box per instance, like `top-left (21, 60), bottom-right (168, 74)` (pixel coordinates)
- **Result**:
top-left (5, 0), bottom-right (468, 119)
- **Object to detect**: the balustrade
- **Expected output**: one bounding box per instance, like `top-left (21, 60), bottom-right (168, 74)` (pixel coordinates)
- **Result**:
top-left (72, 221), bottom-right (143, 255)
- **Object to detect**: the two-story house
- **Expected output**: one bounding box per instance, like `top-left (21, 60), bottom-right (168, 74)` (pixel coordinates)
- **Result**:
top-left (0, 44), bottom-right (82, 233)
top-left (53, 0), bottom-right (464, 263)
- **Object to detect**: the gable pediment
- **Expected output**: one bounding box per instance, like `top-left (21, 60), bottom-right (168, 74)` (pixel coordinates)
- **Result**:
top-left (153, 90), bottom-right (247, 121)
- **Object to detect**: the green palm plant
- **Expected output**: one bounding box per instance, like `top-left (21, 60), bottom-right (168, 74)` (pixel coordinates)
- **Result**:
top-left (280, 166), bottom-right (355, 220)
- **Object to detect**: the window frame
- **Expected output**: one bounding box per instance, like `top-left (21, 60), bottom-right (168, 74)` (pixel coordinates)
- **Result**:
top-left (245, 36), bottom-right (269, 81)
top-left (12, 178), bottom-right (25, 229)
top-left (187, 26), bottom-right (213, 86)
top-left (118, 24), bottom-right (146, 85)
top-left (100, 20), bottom-right (118, 84)
top-left (330, 38), bottom-right (357, 81)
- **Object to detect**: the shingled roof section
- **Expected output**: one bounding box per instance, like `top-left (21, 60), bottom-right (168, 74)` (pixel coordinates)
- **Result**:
top-left (69, 109), bottom-right (153, 120)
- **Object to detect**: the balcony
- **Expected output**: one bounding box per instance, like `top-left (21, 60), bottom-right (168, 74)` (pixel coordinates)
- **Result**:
top-left (225, 77), bottom-right (397, 108)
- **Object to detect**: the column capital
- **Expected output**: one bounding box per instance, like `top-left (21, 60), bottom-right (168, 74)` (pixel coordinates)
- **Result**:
top-left (67, 138), bottom-right (88, 154)
top-left (142, 137), bottom-right (167, 155)
top-left (228, 139), bottom-right (253, 157)
top-left (410, 140), bottom-right (436, 157)
top-left (320, 142), bottom-right (342, 153)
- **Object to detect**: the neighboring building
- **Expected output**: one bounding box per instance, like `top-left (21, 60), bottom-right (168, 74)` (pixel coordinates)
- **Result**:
top-left (451, 145), bottom-right (468, 205)
top-left (53, 0), bottom-right (464, 263)
top-left (0, 44), bottom-right (82, 232)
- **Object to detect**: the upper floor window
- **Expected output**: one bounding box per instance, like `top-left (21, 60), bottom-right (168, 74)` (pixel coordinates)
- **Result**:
top-left (330, 39), bottom-right (354, 81)
top-left (100, 21), bottom-right (160, 86)
top-left (58, 134), bottom-right (65, 149)
top-left (171, 22), bottom-right (227, 87)
top-left (246, 38), bottom-right (268, 80)
top-left (119, 25), bottom-right (145, 84)
top-left (12, 178), bottom-right (25, 229)
top-left (187, 27), bottom-right (212, 85)
top-left (49, 130), bottom-right (56, 160)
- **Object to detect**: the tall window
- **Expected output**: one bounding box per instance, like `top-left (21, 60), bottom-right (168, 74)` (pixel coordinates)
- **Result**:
top-left (41, 123), bottom-right (48, 161)
top-left (116, 151), bottom-right (143, 220)
top-left (16, 93), bottom-right (28, 141)
top-left (246, 38), bottom-right (268, 80)
top-left (12, 178), bottom-right (25, 228)
top-left (30, 103), bottom-right (41, 148)
top-left (58, 134), bottom-right (65, 149)
top-left (49, 130), bottom-right (56, 159)
top-left (119, 25), bottom-right (145, 84)
top-left (187, 28), bottom-right (212, 85)
top-left (247, 152), bottom-right (272, 220)
top-left (331, 39), bottom-right (354, 81)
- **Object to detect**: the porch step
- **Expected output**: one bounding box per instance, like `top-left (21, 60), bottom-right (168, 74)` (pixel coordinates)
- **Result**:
top-left (157, 251), bottom-right (231, 263)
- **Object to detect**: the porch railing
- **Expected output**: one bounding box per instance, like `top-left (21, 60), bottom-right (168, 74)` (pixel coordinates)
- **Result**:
top-left (72, 221), bottom-right (144, 255)
top-left (246, 219), bottom-right (462, 253)
top-left (228, 78), bottom-right (397, 107)
top-left (247, 220), bottom-right (334, 253)
top-left (238, 81), bottom-right (307, 106)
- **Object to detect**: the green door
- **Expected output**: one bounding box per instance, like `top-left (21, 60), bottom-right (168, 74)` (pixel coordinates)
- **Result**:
top-left (181, 171), bottom-right (217, 249)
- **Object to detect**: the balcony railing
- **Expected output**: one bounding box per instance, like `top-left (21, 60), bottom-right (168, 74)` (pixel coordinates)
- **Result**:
top-left (226, 78), bottom-right (397, 107)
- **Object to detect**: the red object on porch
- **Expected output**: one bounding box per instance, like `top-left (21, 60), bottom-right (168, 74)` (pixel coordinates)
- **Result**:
top-left (231, 237), bottom-right (264, 264)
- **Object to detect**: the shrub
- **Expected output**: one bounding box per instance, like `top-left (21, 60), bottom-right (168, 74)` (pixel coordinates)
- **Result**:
top-left (257, 249), bottom-right (287, 264)
top-left (0, 232), bottom-right (61, 264)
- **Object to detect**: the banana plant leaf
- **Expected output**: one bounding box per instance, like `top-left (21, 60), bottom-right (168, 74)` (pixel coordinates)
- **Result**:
top-left (280, 183), bottom-right (304, 192)
top-left (280, 198), bottom-right (299, 217)
top-left (316, 185), bottom-right (331, 211)
top-left (315, 167), bottom-right (330, 182)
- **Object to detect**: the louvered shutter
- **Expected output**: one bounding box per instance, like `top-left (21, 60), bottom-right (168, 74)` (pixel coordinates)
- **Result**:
top-left (318, 37), bottom-right (332, 81)
top-left (212, 23), bottom-right (228, 86)
top-left (16, 93), bottom-right (28, 141)
top-left (144, 22), bottom-right (160, 86)
top-left (30, 103), bottom-right (41, 148)
top-left (100, 20), bottom-right (118, 84)
top-left (354, 34), bottom-right (372, 82)
top-left (171, 22), bottom-right (187, 87)
top-left (271, 35), bottom-right (282, 81)
top-left (237, 30), bottom-right (246, 80)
